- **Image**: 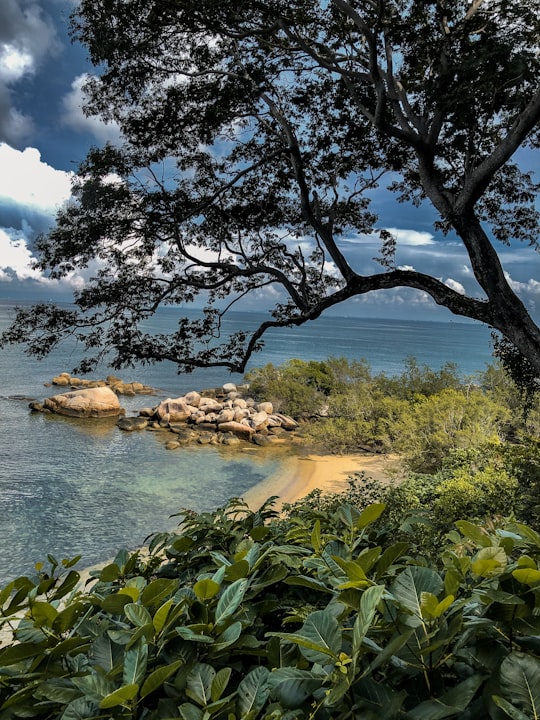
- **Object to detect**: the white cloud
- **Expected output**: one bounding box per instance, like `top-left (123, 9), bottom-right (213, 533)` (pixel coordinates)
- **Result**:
top-left (0, 227), bottom-right (45, 281)
top-left (61, 74), bottom-right (122, 144)
top-left (504, 272), bottom-right (540, 296)
top-left (385, 228), bottom-right (435, 246)
top-left (0, 143), bottom-right (73, 212)
top-left (444, 278), bottom-right (466, 294)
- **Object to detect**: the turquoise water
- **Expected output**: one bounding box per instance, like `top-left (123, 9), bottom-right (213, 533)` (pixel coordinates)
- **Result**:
top-left (0, 302), bottom-right (494, 581)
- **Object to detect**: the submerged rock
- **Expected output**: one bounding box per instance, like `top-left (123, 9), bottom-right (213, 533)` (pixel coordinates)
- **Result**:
top-left (43, 387), bottom-right (122, 418)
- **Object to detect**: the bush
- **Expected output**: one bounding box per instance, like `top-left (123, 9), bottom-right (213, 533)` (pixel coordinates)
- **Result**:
top-left (3, 498), bottom-right (540, 719)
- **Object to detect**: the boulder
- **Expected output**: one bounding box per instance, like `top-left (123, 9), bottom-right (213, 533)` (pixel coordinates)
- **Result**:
top-left (184, 391), bottom-right (201, 407)
top-left (272, 413), bottom-right (299, 430)
top-left (154, 398), bottom-right (191, 423)
top-left (217, 408), bottom-right (235, 424)
top-left (222, 382), bottom-right (237, 394)
top-left (256, 401), bottom-right (273, 414)
top-left (117, 417), bottom-right (148, 431)
top-left (218, 421), bottom-right (255, 439)
top-left (43, 387), bottom-right (122, 418)
top-left (252, 434), bottom-right (271, 447)
top-left (249, 411), bottom-right (269, 431)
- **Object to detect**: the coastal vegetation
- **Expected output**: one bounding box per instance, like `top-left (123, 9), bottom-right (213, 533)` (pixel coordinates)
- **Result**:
top-left (2, 492), bottom-right (540, 719)
top-left (1, 357), bottom-right (540, 717)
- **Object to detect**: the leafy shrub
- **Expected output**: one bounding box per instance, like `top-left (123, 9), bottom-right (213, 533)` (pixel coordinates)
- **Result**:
top-left (2, 498), bottom-right (540, 719)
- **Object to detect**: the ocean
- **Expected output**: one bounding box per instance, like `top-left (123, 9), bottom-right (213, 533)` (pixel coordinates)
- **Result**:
top-left (0, 302), bottom-right (494, 582)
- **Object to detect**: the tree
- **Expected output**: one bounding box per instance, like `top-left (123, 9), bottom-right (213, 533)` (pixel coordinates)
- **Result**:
top-left (2, 0), bottom-right (540, 374)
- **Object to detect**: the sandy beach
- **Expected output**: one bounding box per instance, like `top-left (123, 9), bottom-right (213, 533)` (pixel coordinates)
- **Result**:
top-left (243, 451), bottom-right (399, 510)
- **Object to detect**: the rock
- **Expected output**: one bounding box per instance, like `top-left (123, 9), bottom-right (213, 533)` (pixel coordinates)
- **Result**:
top-left (252, 434), bottom-right (271, 447)
top-left (197, 431), bottom-right (214, 445)
top-left (155, 398), bottom-right (191, 423)
top-left (222, 382), bottom-right (237, 394)
top-left (256, 401), bottom-right (273, 414)
top-left (138, 407), bottom-right (155, 417)
top-left (199, 398), bottom-right (223, 413)
top-left (217, 408), bottom-right (235, 424)
top-left (43, 387), bottom-right (122, 418)
top-left (273, 413), bottom-right (299, 430)
top-left (51, 374), bottom-right (71, 386)
top-left (233, 398), bottom-right (247, 409)
top-left (165, 441), bottom-right (180, 450)
top-left (171, 427), bottom-right (197, 444)
top-left (221, 433), bottom-right (241, 446)
top-left (218, 421), bottom-right (255, 439)
top-left (117, 417), bottom-right (149, 431)
top-left (184, 391), bottom-right (201, 407)
top-left (249, 411), bottom-right (269, 431)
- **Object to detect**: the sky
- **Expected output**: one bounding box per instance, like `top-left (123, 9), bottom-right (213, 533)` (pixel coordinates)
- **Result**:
top-left (0, 0), bottom-right (539, 322)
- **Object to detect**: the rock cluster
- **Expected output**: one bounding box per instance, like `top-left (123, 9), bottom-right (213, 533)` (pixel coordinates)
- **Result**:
top-left (47, 372), bottom-right (155, 396)
top-left (120, 383), bottom-right (299, 449)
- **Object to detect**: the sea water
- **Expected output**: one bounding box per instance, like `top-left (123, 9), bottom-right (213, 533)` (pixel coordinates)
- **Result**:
top-left (0, 302), bottom-right (494, 581)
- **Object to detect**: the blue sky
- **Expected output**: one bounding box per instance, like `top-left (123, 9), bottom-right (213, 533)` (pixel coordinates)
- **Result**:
top-left (0, 0), bottom-right (539, 322)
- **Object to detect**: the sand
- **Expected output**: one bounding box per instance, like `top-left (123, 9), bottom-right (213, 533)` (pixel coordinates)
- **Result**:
top-left (242, 451), bottom-right (399, 510)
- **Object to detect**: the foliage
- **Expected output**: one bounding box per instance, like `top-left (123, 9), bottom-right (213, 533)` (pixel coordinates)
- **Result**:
top-left (2, 1), bottom-right (540, 374)
top-left (3, 498), bottom-right (540, 718)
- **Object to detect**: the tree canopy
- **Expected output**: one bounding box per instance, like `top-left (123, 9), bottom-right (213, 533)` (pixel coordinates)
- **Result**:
top-left (2, 0), bottom-right (540, 373)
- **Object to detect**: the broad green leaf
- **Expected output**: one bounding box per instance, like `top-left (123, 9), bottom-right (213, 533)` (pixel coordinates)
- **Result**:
top-left (90, 635), bottom-right (123, 673)
top-left (118, 586), bottom-right (140, 602)
top-left (141, 578), bottom-right (177, 608)
top-left (268, 667), bottom-right (323, 709)
top-left (60, 697), bottom-right (98, 720)
top-left (284, 575), bottom-right (334, 593)
top-left (514, 523), bottom-right (540, 549)
top-left (176, 626), bottom-right (214, 643)
top-left (140, 659), bottom-right (183, 699)
top-left (211, 667), bottom-right (232, 702)
top-left (471, 547), bottom-right (507, 578)
top-left (99, 683), bottom-right (139, 709)
top-left (356, 503), bottom-right (386, 529)
top-left (193, 578), bottom-right (221, 600)
top-left (333, 556), bottom-right (369, 586)
top-left (237, 666), bottom-right (270, 717)
top-left (420, 592), bottom-right (454, 619)
top-left (178, 702), bottom-right (204, 720)
top-left (391, 566), bottom-right (443, 619)
top-left (99, 563), bottom-right (120, 582)
top-left (124, 602), bottom-right (152, 627)
top-left (455, 521), bottom-right (493, 547)
top-left (72, 674), bottom-right (116, 701)
top-left (0, 641), bottom-right (48, 666)
top-left (353, 584), bottom-right (385, 653)
top-left (378, 542), bottom-right (412, 578)
top-left (337, 503), bottom-right (360, 529)
top-left (153, 597), bottom-right (174, 633)
top-left (123, 639), bottom-right (148, 686)
top-left (101, 593), bottom-right (132, 615)
top-left (186, 662), bottom-right (215, 706)
top-left (210, 621), bottom-right (242, 652)
top-left (292, 610), bottom-right (341, 664)
top-left (498, 651), bottom-right (540, 718)
top-left (224, 560), bottom-right (250, 581)
top-left (356, 546), bottom-right (382, 573)
top-left (29, 600), bottom-right (58, 627)
top-left (215, 579), bottom-right (248, 626)
top-left (513, 568), bottom-right (540, 586)
top-left (36, 682), bottom-right (80, 704)
top-left (492, 696), bottom-right (532, 720)
top-left (408, 674), bottom-right (486, 719)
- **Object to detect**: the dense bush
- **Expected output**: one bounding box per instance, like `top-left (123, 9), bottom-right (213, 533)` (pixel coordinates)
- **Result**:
top-left (2, 498), bottom-right (540, 719)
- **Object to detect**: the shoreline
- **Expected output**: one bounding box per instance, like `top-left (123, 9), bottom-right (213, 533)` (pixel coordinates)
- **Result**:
top-left (242, 451), bottom-right (399, 510)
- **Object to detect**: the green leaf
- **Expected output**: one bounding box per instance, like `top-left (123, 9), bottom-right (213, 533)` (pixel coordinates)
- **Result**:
top-left (141, 578), bottom-right (177, 608)
top-left (29, 600), bottom-right (58, 627)
top-left (408, 674), bottom-right (486, 719)
top-left (101, 593), bottom-right (132, 615)
top-left (225, 560), bottom-right (250, 581)
top-left (124, 602), bottom-right (153, 627)
top-left (492, 696), bottom-right (532, 720)
top-left (284, 575), bottom-right (334, 593)
top-left (99, 683), bottom-right (139, 709)
top-left (237, 666), bottom-right (270, 717)
top-left (513, 568), bottom-right (540, 586)
top-left (268, 667), bottom-right (323, 709)
top-left (353, 585), bottom-right (385, 653)
top-left (514, 523), bottom-right (540, 548)
top-left (193, 578), bottom-right (221, 600)
top-left (123, 639), bottom-right (148, 686)
top-left (178, 702), bottom-right (204, 720)
top-left (471, 546), bottom-right (507, 578)
top-left (176, 626), bottom-right (214, 643)
top-left (311, 519), bottom-right (322, 552)
top-left (153, 597), bottom-right (174, 633)
top-left (215, 579), bottom-right (248, 626)
top-left (356, 503), bottom-right (386, 529)
top-left (60, 697), bottom-right (99, 720)
top-left (91, 635), bottom-right (123, 672)
top-left (455, 521), bottom-right (493, 547)
top-left (186, 662), bottom-right (215, 706)
top-left (391, 566), bottom-right (444, 620)
top-left (211, 667), bottom-right (232, 702)
top-left (99, 563), bottom-right (120, 582)
top-left (211, 621), bottom-right (243, 652)
top-left (498, 651), bottom-right (540, 718)
top-left (292, 610), bottom-right (341, 664)
top-left (0, 641), bottom-right (48, 666)
top-left (140, 659), bottom-right (183, 699)
top-left (72, 674), bottom-right (116, 701)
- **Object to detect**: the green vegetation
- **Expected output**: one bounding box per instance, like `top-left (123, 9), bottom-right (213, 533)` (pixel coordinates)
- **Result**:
top-left (246, 357), bottom-right (540, 468)
top-left (3, 494), bottom-right (540, 718)
top-left (1, 357), bottom-right (539, 717)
